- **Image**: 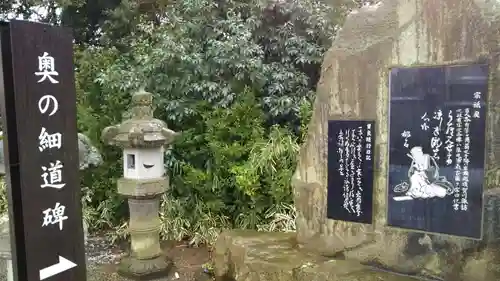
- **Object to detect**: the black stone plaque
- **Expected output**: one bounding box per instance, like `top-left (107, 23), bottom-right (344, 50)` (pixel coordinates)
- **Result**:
top-left (327, 120), bottom-right (375, 224)
top-left (0, 20), bottom-right (87, 280)
top-left (387, 64), bottom-right (488, 239)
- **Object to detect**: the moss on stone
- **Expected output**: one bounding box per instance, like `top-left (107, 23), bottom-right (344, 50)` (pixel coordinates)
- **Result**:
top-left (214, 230), bottom-right (418, 281)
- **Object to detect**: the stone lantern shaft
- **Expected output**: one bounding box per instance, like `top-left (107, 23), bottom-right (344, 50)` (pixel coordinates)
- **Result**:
top-left (102, 90), bottom-right (178, 279)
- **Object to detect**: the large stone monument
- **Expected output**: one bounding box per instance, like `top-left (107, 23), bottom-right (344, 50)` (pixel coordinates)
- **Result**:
top-left (214, 1), bottom-right (500, 281)
top-left (102, 90), bottom-right (178, 279)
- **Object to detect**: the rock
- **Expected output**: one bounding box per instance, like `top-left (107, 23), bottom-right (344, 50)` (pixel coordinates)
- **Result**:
top-left (292, 0), bottom-right (500, 280)
top-left (214, 230), bottom-right (416, 281)
top-left (78, 133), bottom-right (103, 170)
top-left (0, 132), bottom-right (102, 173)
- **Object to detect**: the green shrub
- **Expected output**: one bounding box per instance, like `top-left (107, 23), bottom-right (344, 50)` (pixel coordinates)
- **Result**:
top-left (76, 0), bottom-right (334, 245)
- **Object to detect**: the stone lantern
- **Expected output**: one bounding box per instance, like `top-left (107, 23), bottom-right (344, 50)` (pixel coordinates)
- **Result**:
top-left (102, 90), bottom-right (178, 279)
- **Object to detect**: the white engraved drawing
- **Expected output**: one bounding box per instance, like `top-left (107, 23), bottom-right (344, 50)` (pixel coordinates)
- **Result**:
top-left (393, 146), bottom-right (454, 201)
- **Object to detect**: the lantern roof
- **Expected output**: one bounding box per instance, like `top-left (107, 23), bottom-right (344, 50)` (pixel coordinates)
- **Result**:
top-left (101, 90), bottom-right (178, 148)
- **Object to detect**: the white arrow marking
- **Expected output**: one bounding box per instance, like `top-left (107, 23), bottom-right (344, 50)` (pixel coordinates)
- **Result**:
top-left (39, 256), bottom-right (77, 280)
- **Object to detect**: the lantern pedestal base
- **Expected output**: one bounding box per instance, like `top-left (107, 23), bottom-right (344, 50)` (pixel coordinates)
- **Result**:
top-left (117, 254), bottom-right (173, 280)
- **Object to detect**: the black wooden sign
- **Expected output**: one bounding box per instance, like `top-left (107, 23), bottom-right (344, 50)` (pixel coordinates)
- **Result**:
top-left (327, 120), bottom-right (375, 224)
top-left (387, 64), bottom-right (488, 239)
top-left (0, 20), bottom-right (86, 280)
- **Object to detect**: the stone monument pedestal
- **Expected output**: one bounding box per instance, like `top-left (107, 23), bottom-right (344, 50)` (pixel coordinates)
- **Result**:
top-left (214, 230), bottom-right (415, 281)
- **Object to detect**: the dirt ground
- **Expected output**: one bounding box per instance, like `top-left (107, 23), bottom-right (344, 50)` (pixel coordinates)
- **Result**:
top-left (86, 236), bottom-right (212, 281)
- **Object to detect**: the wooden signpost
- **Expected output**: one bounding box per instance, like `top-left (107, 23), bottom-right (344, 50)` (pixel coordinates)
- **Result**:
top-left (0, 20), bottom-right (87, 280)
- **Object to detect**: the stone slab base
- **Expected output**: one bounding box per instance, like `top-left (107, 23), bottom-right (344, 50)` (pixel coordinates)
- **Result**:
top-left (214, 230), bottom-right (420, 281)
top-left (117, 254), bottom-right (173, 280)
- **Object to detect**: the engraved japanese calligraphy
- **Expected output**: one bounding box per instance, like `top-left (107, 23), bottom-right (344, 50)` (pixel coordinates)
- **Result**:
top-left (388, 64), bottom-right (487, 239)
top-left (41, 161), bottom-right (66, 189)
top-left (327, 120), bottom-right (375, 224)
top-left (42, 202), bottom-right (68, 230)
top-left (38, 94), bottom-right (59, 116)
top-left (39, 126), bottom-right (63, 151)
top-left (34, 52), bottom-right (59, 84)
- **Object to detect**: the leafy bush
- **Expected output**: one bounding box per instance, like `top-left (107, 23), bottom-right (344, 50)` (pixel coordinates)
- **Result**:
top-left (76, 0), bottom-right (334, 245)
top-left (75, 46), bottom-right (130, 232)
top-left (0, 178), bottom-right (7, 216)
top-left (0, 0), bottom-right (364, 245)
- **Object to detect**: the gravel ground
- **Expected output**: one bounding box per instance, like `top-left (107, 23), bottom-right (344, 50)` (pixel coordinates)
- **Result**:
top-left (85, 235), bottom-right (212, 281)
top-left (0, 235), bottom-right (211, 281)
top-left (86, 235), bottom-right (125, 265)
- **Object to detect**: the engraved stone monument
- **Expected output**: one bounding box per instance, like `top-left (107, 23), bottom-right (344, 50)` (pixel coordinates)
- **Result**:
top-left (213, 1), bottom-right (500, 281)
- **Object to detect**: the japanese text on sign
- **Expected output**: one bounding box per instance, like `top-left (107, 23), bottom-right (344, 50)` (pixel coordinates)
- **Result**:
top-left (34, 52), bottom-right (59, 84)
top-left (396, 91), bottom-right (483, 212)
top-left (388, 64), bottom-right (487, 239)
top-left (451, 107), bottom-right (471, 211)
top-left (35, 52), bottom-right (68, 230)
top-left (366, 123), bottom-right (372, 161)
top-left (327, 120), bottom-right (374, 224)
top-left (336, 124), bottom-right (372, 217)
